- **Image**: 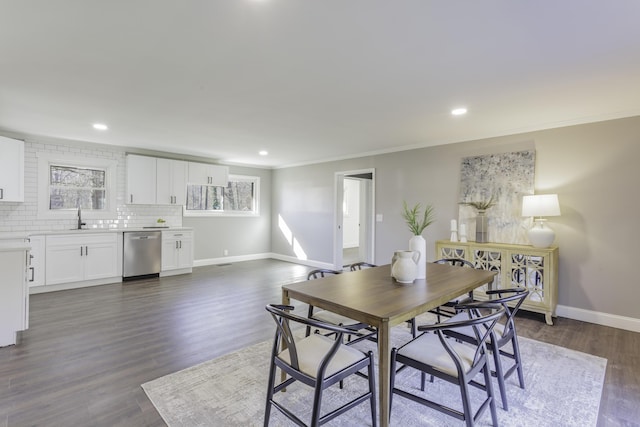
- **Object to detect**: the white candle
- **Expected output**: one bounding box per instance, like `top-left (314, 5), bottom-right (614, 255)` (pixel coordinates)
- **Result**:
top-left (450, 219), bottom-right (457, 231)
top-left (459, 224), bottom-right (466, 235)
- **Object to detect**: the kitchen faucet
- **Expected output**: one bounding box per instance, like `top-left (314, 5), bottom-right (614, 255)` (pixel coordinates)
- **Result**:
top-left (77, 207), bottom-right (86, 230)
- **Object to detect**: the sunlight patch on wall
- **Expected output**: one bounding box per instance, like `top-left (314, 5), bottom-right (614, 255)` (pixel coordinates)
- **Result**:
top-left (278, 214), bottom-right (308, 260)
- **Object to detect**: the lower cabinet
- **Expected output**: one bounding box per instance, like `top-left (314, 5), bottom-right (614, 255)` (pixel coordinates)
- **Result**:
top-left (27, 235), bottom-right (46, 288)
top-left (161, 230), bottom-right (193, 273)
top-left (435, 240), bottom-right (559, 325)
top-left (0, 243), bottom-right (29, 346)
top-left (46, 233), bottom-right (119, 286)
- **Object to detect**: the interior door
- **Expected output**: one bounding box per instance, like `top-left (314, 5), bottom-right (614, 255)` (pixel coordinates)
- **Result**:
top-left (334, 169), bottom-right (375, 269)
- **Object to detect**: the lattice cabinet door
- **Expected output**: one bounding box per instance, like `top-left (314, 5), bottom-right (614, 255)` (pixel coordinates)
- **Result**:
top-left (436, 240), bottom-right (559, 325)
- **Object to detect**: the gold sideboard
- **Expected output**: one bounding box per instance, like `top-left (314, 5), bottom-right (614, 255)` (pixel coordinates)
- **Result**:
top-left (435, 240), bottom-right (559, 325)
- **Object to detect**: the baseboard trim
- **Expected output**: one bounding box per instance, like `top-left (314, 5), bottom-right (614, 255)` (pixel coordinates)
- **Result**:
top-left (557, 304), bottom-right (640, 333)
top-left (194, 253), bottom-right (334, 270)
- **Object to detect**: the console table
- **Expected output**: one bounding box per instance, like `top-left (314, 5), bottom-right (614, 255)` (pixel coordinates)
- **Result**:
top-left (435, 240), bottom-right (559, 325)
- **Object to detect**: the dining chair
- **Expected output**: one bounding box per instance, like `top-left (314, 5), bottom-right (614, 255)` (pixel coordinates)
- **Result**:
top-left (264, 304), bottom-right (377, 427)
top-left (390, 303), bottom-right (505, 427)
top-left (444, 288), bottom-right (530, 410)
top-left (431, 258), bottom-right (477, 321)
top-left (305, 269), bottom-right (374, 343)
top-left (348, 262), bottom-right (377, 271)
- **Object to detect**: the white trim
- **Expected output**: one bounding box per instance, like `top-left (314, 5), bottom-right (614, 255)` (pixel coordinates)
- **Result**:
top-left (556, 304), bottom-right (640, 333)
top-left (194, 253), bottom-right (334, 270)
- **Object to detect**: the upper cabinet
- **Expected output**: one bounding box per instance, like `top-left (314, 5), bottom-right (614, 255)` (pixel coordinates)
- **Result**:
top-left (126, 154), bottom-right (228, 205)
top-left (126, 154), bottom-right (157, 204)
top-left (156, 158), bottom-right (187, 205)
top-left (188, 162), bottom-right (228, 186)
top-left (0, 136), bottom-right (24, 202)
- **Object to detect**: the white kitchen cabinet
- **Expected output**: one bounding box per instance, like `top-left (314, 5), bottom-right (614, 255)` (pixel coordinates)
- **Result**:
top-left (27, 235), bottom-right (46, 288)
top-left (161, 230), bottom-right (193, 273)
top-left (188, 162), bottom-right (228, 186)
top-left (0, 135), bottom-right (24, 202)
top-left (156, 158), bottom-right (187, 205)
top-left (45, 233), bottom-right (119, 285)
top-left (0, 242), bottom-right (30, 347)
top-left (126, 154), bottom-right (157, 204)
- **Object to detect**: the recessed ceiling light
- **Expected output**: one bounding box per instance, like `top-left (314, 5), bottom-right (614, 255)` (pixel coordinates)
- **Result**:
top-left (93, 123), bottom-right (108, 130)
top-left (451, 108), bottom-right (467, 116)
top-left (259, 150), bottom-right (268, 156)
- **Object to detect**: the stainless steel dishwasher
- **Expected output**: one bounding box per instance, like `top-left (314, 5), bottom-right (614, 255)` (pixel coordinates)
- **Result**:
top-left (123, 231), bottom-right (162, 280)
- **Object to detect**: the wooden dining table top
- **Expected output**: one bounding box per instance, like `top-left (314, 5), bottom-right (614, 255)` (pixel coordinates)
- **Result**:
top-left (282, 262), bottom-right (498, 327)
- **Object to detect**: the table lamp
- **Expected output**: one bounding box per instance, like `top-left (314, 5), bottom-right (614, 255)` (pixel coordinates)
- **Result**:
top-left (522, 194), bottom-right (561, 248)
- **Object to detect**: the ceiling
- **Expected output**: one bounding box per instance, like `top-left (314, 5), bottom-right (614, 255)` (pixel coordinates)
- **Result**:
top-left (2, 1), bottom-right (640, 168)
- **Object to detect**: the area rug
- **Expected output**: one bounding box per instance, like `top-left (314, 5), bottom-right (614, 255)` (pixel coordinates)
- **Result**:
top-left (142, 324), bottom-right (606, 426)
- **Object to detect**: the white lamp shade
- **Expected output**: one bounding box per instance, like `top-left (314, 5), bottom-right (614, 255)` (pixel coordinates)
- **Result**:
top-left (522, 194), bottom-right (561, 217)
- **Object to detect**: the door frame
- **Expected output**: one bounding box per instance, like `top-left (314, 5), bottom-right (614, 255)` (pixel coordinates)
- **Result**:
top-left (333, 168), bottom-right (375, 270)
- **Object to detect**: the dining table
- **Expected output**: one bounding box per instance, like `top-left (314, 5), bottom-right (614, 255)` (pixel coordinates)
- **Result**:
top-left (281, 262), bottom-right (497, 427)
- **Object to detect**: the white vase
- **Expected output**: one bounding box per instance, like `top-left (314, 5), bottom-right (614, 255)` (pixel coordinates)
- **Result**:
top-left (409, 235), bottom-right (426, 279)
top-left (391, 250), bottom-right (420, 283)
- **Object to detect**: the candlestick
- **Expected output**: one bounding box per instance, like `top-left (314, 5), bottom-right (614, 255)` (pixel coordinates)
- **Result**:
top-left (459, 223), bottom-right (467, 242)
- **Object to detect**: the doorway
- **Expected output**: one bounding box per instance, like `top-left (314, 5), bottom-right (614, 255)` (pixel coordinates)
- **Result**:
top-left (334, 169), bottom-right (375, 270)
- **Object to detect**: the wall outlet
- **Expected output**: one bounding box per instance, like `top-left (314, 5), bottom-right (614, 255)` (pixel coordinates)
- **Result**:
top-left (223, 249), bottom-right (228, 256)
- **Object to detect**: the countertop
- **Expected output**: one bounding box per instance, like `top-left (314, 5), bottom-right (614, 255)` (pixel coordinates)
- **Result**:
top-left (0, 227), bottom-right (193, 238)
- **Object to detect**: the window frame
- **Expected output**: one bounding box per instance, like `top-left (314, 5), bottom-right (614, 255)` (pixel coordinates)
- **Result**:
top-left (183, 174), bottom-right (260, 217)
top-left (37, 153), bottom-right (118, 220)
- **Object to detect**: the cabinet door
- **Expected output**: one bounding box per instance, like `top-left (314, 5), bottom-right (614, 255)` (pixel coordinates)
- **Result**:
top-left (0, 136), bottom-right (24, 202)
top-left (0, 249), bottom-right (28, 346)
top-left (46, 241), bottom-right (84, 285)
top-left (171, 160), bottom-right (188, 205)
top-left (28, 236), bottom-right (46, 287)
top-left (156, 159), bottom-right (187, 205)
top-left (161, 237), bottom-right (179, 271)
top-left (84, 240), bottom-right (119, 280)
top-left (177, 234), bottom-right (193, 269)
top-left (126, 155), bottom-right (157, 204)
top-left (187, 162), bottom-right (228, 186)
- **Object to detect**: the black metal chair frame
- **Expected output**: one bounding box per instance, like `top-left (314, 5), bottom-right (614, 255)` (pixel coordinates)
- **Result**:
top-left (305, 268), bottom-right (376, 345)
top-left (348, 262), bottom-right (377, 271)
top-left (445, 287), bottom-right (529, 410)
top-left (431, 258), bottom-right (477, 321)
top-left (264, 304), bottom-right (377, 427)
top-left (390, 303), bottom-right (505, 427)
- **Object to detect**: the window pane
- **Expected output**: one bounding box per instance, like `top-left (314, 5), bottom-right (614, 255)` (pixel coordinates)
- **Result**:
top-left (50, 166), bottom-right (105, 187)
top-left (49, 165), bottom-right (107, 210)
top-left (50, 189), bottom-right (106, 210)
top-left (224, 181), bottom-right (254, 211)
top-left (186, 185), bottom-right (223, 210)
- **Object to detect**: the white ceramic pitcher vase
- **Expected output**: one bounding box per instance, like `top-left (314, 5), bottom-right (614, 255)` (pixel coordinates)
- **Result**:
top-left (391, 250), bottom-right (420, 284)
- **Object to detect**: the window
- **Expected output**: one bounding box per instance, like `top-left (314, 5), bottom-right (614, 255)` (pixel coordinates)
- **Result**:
top-left (185, 175), bottom-right (259, 216)
top-left (37, 154), bottom-right (117, 219)
top-left (49, 165), bottom-right (107, 210)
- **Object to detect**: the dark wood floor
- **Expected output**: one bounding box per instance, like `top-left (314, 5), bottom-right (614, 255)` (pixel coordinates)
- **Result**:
top-left (0, 259), bottom-right (638, 426)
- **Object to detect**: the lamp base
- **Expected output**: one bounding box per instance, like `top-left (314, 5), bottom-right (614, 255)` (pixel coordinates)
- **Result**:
top-left (528, 219), bottom-right (556, 248)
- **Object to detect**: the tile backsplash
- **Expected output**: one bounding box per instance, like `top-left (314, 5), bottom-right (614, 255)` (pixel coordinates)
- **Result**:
top-left (0, 137), bottom-right (184, 233)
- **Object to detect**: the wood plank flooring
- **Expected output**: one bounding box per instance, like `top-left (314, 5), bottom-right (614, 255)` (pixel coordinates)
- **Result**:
top-left (0, 259), bottom-right (638, 426)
